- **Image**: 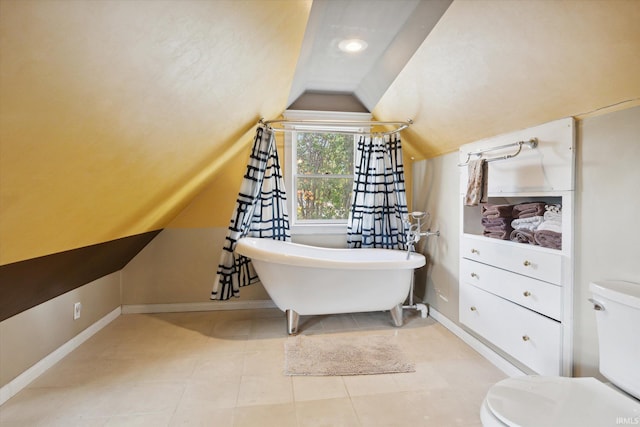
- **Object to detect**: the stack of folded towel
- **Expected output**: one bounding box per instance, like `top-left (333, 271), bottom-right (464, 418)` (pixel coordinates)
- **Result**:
top-left (481, 204), bottom-right (513, 240)
top-left (509, 202), bottom-right (546, 244)
top-left (479, 202), bottom-right (563, 248)
top-left (534, 204), bottom-right (562, 249)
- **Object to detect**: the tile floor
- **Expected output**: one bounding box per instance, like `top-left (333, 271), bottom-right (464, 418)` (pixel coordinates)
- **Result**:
top-left (0, 308), bottom-right (506, 426)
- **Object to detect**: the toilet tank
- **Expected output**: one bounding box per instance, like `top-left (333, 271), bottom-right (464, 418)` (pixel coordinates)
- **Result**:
top-left (590, 280), bottom-right (640, 400)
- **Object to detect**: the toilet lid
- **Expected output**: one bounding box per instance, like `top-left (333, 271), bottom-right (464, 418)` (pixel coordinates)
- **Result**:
top-left (486, 376), bottom-right (640, 427)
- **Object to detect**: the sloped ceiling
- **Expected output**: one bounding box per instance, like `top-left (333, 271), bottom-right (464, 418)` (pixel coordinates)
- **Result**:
top-left (287, 0), bottom-right (452, 111)
top-left (0, 0), bottom-right (311, 264)
top-left (374, 0), bottom-right (640, 158)
top-left (1, 0), bottom-right (640, 266)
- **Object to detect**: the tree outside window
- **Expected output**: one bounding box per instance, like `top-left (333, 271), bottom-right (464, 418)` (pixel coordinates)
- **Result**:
top-left (294, 131), bottom-right (355, 222)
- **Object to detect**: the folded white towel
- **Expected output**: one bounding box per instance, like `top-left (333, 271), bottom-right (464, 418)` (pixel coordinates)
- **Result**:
top-left (543, 204), bottom-right (562, 223)
top-left (546, 204), bottom-right (562, 214)
top-left (511, 216), bottom-right (544, 231)
top-left (537, 220), bottom-right (562, 234)
top-left (543, 210), bottom-right (562, 222)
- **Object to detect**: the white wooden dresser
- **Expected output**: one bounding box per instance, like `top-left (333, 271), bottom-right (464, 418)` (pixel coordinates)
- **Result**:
top-left (458, 117), bottom-right (575, 376)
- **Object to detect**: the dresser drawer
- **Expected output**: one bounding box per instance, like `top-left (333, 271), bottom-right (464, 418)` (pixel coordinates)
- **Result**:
top-left (460, 258), bottom-right (562, 320)
top-left (461, 236), bottom-right (562, 285)
top-left (460, 282), bottom-right (562, 376)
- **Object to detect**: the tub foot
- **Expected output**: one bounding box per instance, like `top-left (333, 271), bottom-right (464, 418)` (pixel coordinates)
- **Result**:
top-left (390, 304), bottom-right (403, 327)
top-left (286, 309), bottom-right (299, 335)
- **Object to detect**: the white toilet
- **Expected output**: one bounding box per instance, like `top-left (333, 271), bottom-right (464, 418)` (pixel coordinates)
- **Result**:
top-left (481, 280), bottom-right (640, 426)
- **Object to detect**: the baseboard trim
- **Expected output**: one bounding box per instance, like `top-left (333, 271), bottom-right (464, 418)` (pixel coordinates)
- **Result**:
top-left (429, 307), bottom-right (525, 378)
top-left (0, 306), bottom-right (121, 406)
top-left (121, 300), bottom-right (278, 314)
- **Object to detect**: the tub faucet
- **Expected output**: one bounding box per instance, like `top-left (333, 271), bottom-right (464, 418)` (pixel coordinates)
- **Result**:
top-left (405, 211), bottom-right (440, 258)
top-left (403, 211), bottom-right (440, 318)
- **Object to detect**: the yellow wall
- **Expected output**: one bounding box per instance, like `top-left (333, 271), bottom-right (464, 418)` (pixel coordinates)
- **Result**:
top-left (375, 0), bottom-right (640, 159)
top-left (0, 0), bottom-right (311, 265)
top-left (167, 128), bottom-right (258, 229)
top-left (3, 0), bottom-right (639, 261)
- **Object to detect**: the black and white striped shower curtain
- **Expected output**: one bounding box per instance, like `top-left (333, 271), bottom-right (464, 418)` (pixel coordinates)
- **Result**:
top-left (211, 125), bottom-right (290, 300)
top-left (347, 134), bottom-right (408, 250)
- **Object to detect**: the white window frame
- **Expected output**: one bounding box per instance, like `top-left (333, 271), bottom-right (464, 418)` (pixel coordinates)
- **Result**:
top-left (283, 110), bottom-right (371, 235)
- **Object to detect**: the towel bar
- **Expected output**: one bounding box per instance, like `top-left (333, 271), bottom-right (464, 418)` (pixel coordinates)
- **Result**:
top-left (458, 138), bottom-right (538, 166)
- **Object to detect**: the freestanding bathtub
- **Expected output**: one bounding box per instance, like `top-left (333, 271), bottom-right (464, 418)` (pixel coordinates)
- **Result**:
top-left (234, 237), bottom-right (426, 334)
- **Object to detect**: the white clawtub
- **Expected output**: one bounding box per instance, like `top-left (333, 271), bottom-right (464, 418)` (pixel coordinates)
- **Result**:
top-left (234, 237), bottom-right (426, 334)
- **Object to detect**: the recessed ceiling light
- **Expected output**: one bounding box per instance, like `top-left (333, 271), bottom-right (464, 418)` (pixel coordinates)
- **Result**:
top-left (338, 38), bottom-right (368, 53)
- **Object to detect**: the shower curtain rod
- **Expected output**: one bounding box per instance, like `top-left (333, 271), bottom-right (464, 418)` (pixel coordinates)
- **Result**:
top-left (260, 118), bottom-right (413, 136)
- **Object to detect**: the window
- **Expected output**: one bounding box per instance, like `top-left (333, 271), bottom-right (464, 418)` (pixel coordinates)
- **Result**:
top-left (283, 111), bottom-right (371, 234)
top-left (294, 129), bottom-right (355, 221)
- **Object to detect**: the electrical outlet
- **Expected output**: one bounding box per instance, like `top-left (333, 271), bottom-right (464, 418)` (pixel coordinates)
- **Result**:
top-left (73, 302), bottom-right (82, 320)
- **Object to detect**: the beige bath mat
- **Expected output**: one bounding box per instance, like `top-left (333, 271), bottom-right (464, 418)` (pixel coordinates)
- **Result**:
top-left (284, 334), bottom-right (415, 376)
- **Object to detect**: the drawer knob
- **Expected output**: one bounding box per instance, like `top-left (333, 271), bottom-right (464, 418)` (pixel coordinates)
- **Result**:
top-left (470, 273), bottom-right (479, 279)
top-left (588, 298), bottom-right (605, 311)
top-left (523, 291), bottom-right (531, 297)
top-left (522, 335), bottom-right (530, 342)
top-left (470, 306), bottom-right (477, 311)
top-left (471, 248), bottom-right (480, 254)
top-left (523, 260), bottom-right (532, 267)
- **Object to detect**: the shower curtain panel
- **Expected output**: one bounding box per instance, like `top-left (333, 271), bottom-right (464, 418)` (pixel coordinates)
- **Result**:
top-left (211, 125), bottom-right (290, 300)
top-left (347, 133), bottom-right (408, 250)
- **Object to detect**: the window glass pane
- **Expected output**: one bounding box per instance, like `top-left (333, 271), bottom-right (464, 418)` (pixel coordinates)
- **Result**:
top-left (296, 132), bottom-right (354, 175)
top-left (296, 177), bottom-right (353, 220)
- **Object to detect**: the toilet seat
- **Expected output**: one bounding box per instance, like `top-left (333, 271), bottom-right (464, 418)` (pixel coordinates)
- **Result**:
top-left (483, 376), bottom-right (640, 427)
